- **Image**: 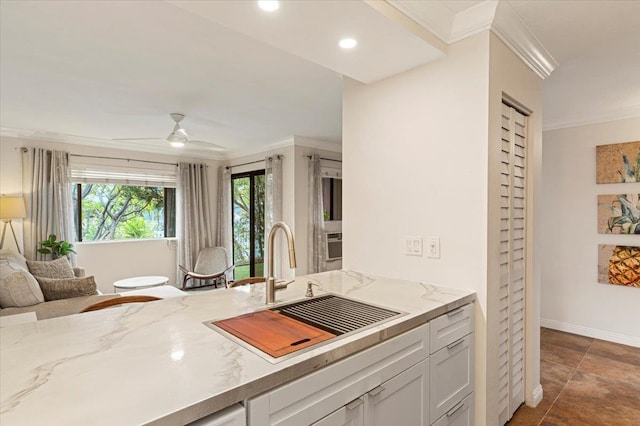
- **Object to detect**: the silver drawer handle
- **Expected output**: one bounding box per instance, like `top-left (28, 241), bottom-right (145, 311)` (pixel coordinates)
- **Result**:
top-left (447, 307), bottom-right (464, 317)
top-left (368, 386), bottom-right (385, 397)
top-left (446, 401), bottom-right (465, 417)
top-left (346, 397), bottom-right (364, 410)
top-left (447, 338), bottom-right (465, 351)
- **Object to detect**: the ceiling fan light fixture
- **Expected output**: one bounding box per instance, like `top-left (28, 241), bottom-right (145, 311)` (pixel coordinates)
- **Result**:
top-left (167, 131), bottom-right (187, 147)
top-left (258, 1), bottom-right (279, 12)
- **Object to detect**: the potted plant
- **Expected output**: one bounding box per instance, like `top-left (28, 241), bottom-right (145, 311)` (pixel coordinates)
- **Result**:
top-left (37, 234), bottom-right (76, 259)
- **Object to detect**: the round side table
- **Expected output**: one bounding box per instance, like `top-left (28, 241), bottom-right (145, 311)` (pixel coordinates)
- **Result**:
top-left (113, 276), bottom-right (169, 293)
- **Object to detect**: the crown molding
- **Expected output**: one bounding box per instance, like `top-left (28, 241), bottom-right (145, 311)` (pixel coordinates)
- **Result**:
top-left (449, 1), bottom-right (497, 43)
top-left (491, 2), bottom-right (557, 79)
top-left (0, 127), bottom-right (227, 160)
top-left (293, 136), bottom-right (343, 153)
top-left (542, 109), bottom-right (640, 132)
top-left (387, 0), bottom-right (558, 80)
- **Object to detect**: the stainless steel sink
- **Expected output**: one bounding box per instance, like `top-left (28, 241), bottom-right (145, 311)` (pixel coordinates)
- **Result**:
top-left (205, 294), bottom-right (404, 363)
top-left (271, 294), bottom-right (401, 336)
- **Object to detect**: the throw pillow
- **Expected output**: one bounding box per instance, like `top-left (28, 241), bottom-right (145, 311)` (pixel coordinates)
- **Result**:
top-left (0, 260), bottom-right (46, 307)
top-left (27, 256), bottom-right (75, 279)
top-left (35, 276), bottom-right (98, 301)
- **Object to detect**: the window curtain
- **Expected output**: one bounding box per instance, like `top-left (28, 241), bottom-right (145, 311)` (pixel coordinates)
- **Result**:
top-left (308, 154), bottom-right (326, 273)
top-left (215, 166), bottom-right (232, 276)
top-left (264, 155), bottom-right (283, 277)
top-left (21, 148), bottom-right (76, 263)
top-left (176, 162), bottom-right (214, 287)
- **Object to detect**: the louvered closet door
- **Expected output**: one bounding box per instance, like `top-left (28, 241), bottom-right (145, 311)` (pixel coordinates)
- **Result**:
top-left (498, 103), bottom-right (527, 424)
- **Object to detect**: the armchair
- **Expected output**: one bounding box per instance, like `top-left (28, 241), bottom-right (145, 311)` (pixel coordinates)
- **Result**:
top-left (179, 247), bottom-right (234, 290)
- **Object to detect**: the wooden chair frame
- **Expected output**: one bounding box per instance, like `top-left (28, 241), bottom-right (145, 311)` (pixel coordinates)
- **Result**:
top-left (80, 295), bottom-right (162, 313)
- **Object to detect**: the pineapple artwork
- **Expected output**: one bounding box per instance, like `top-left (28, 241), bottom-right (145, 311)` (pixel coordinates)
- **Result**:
top-left (598, 194), bottom-right (640, 234)
top-left (599, 245), bottom-right (640, 287)
top-left (595, 141), bottom-right (640, 184)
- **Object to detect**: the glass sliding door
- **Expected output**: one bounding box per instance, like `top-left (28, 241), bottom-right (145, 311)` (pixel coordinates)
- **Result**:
top-left (232, 170), bottom-right (265, 280)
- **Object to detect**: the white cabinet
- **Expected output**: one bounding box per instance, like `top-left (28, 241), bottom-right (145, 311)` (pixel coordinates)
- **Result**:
top-left (431, 394), bottom-right (474, 426)
top-left (313, 360), bottom-right (429, 426)
top-left (247, 324), bottom-right (430, 426)
top-left (247, 303), bottom-right (475, 426)
top-left (429, 334), bottom-right (474, 423)
top-left (429, 304), bottom-right (474, 426)
top-left (364, 360), bottom-right (429, 426)
top-left (312, 398), bottom-right (364, 426)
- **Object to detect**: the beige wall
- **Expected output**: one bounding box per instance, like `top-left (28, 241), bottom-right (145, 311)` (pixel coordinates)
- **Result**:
top-left (541, 117), bottom-right (640, 347)
top-left (344, 32), bottom-right (493, 424)
top-left (343, 30), bottom-right (545, 424)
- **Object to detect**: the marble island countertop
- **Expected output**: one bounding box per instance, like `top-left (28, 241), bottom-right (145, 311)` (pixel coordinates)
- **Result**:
top-left (0, 270), bottom-right (475, 426)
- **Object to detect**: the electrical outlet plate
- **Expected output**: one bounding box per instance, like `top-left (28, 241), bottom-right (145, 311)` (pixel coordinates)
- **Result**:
top-left (427, 236), bottom-right (440, 259)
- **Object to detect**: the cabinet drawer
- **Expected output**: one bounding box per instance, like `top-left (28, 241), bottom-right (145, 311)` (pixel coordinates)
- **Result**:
top-left (430, 333), bottom-right (474, 424)
top-left (247, 323), bottom-right (429, 426)
top-left (432, 393), bottom-right (474, 426)
top-left (430, 303), bottom-right (474, 353)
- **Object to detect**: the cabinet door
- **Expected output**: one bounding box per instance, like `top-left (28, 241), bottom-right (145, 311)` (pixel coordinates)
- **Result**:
top-left (432, 394), bottom-right (474, 426)
top-left (364, 359), bottom-right (429, 426)
top-left (312, 398), bottom-right (364, 426)
top-left (430, 334), bottom-right (474, 423)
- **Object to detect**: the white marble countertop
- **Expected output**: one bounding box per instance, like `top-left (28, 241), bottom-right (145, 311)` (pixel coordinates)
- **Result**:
top-left (0, 270), bottom-right (475, 426)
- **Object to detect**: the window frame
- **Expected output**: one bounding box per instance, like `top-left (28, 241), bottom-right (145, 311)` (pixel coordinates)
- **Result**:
top-left (73, 182), bottom-right (176, 242)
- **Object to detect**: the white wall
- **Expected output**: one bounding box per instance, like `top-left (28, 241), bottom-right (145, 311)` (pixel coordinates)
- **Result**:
top-left (343, 32), bottom-right (492, 423)
top-left (343, 31), bottom-right (545, 424)
top-left (0, 136), bottom-right (219, 293)
top-left (541, 117), bottom-right (640, 347)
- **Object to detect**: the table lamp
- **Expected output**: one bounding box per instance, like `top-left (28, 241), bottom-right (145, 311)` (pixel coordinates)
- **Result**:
top-left (0, 196), bottom-right (27, 254)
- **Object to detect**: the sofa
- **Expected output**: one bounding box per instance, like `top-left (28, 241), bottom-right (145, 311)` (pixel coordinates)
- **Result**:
top-left (0, 249), bottom-right (120, 320)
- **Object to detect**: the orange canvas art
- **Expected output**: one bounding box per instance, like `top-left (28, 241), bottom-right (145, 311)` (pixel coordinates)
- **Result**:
top-left (598, 245), bottom-right (640, 287)
top-left (596, 141), bottom-right (640, 184)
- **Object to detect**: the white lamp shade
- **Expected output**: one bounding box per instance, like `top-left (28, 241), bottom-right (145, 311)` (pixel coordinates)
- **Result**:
top-left (0, 196), bottom-right (27, 219)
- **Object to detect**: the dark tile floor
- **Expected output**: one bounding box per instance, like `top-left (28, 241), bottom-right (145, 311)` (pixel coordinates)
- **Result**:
top-left (506, 327), bottom-right (640, 425)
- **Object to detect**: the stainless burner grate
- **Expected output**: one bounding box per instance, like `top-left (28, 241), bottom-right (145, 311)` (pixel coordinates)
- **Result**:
top-left (273, 295), bottom-right (401, 335)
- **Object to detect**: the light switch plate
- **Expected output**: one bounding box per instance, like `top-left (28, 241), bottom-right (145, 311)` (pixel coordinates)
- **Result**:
top-left (404, 237), bottom-right (423, 256)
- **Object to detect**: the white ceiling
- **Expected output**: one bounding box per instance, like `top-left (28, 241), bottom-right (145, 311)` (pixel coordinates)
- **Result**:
top-left (1, 1), bottom-right (638, 159)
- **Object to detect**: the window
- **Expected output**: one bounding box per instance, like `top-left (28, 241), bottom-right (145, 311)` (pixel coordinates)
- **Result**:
top-left (232, 170), bottom-right (265, 280)
top-left (73, 184), bottom-right (176, 241)
top-left (70, 156), bottom-right (177, 242)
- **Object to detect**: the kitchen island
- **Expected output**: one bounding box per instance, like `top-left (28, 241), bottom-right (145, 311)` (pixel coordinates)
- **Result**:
top-left (0, 270), bottom-right (475, 425)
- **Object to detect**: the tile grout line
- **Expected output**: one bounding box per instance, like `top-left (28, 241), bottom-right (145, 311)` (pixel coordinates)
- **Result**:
top-left (538, 339), bottom-right (594, 424)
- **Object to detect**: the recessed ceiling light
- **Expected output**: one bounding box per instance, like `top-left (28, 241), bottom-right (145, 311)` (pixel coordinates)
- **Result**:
top-left (258, 1), bottom-right (279, 12)
top-left (339, 38), bottom-right (358, 49)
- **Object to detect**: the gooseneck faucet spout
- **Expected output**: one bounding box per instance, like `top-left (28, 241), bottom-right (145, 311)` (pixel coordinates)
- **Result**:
top-left (266, 221), bottom-right (297, 304)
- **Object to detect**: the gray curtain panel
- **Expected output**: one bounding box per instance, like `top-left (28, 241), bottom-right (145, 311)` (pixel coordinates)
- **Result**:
top-left (307, 154), bottom-right (326, 273)
top-left (22, 148), bottom-right (75, 263)
top-left (265, 155), bottom-right (283, 277)
top-left (176, 162), bottom-right (214, 286)
top-left (215, 166), bottom-right (233, 274)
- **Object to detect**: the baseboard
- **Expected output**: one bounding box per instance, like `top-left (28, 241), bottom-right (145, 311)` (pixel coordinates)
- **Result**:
top-left (540, 318), bottom-right (640, 348)
top-left (527, 384), bottom-right (543, 407)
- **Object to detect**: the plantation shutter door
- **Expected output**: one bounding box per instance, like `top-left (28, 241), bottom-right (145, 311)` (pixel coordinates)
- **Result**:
top-left (498, 103), bottom-right (527, 424)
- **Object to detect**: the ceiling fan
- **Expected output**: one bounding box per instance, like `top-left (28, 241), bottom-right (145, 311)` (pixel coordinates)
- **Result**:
top-left (112, 113), bottom-right (226, 151)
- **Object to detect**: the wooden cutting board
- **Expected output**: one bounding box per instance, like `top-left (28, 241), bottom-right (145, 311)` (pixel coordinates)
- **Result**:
top-left (213, 310), bottom-right (336, 358)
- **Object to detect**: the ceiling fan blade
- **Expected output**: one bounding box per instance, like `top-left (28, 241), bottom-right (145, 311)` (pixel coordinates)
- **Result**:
top-left (112, 137), bottom-right (163, 141)
top-left (188, 140), bottom-right (227, 151)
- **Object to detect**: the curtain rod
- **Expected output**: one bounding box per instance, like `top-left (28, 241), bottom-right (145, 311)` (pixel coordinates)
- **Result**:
top-left (306, 155), bottom-right (342, 163)
top-left (226, 154), bottom-right (282, 170)
top-left (70, 154), bottom-right (176, 166)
